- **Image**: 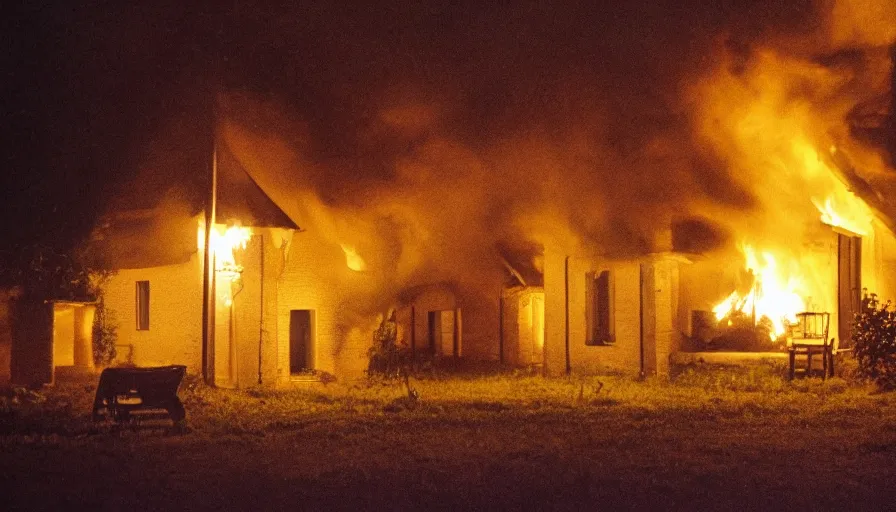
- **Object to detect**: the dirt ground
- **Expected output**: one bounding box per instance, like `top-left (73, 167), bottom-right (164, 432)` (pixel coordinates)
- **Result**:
top-left (2, 370), bottom-right (896, 510)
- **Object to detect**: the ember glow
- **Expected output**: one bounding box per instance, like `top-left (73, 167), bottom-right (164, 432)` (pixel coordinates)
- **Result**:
top-left (713, 245), bottom-right (806, 340)
top-left (341, 244), bottom-right (367, 272)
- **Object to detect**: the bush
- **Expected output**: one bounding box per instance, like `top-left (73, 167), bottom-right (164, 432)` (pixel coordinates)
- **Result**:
top-left (366, 311), bottom-right (410, 379)
top-left (852, 292), bottom-right (896, 390)
top-left (92, 299), bottom-right (117, 367)
top-left (89, 271), bottom-right (118, 367)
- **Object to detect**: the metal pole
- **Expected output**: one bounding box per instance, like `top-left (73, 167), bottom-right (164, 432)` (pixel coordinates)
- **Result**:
top-left (201, 134), bottom-right (218, 385)
top-left (498, 291), bottom-right (504, 365)
top-left (564, 256), bottom-right (570, 375)
top-left (258, 234), bottom-right (264, 385)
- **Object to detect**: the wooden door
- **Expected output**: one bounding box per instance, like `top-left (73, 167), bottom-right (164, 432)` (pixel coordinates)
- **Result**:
top-left (838, 234), bottom-right (862, 348)
top-left (289, 310), bottom-right (313, 373)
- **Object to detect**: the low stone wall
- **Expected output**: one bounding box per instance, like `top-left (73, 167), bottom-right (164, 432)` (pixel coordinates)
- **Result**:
top-left (671, 351), bottom-right (788, 366)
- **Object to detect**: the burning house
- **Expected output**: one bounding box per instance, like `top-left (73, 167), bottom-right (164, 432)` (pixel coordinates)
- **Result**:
top-left (91, 138), bottom-right (302, 387)
top-left (76, 2), bottom-right (896, 386)
top-left (541, 41), bottom-right (896, 375)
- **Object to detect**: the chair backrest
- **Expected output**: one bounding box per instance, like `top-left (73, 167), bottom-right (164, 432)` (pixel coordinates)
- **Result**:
top-left (792, 312), bottom-right (830, 341)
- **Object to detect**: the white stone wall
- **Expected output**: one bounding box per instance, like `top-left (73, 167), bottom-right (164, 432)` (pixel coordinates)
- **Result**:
top-left (277, 230), bottom-right (372, 383)
top-left (544, 250), bottom-right (650, 377)
top-left (101, 255), bottom-right (203, 371)
top-left (567, 260), bottom-right (643, 375)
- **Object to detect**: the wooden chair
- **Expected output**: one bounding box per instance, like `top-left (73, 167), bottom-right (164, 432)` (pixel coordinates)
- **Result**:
top-left (788, 312), bottom-right (834, 380)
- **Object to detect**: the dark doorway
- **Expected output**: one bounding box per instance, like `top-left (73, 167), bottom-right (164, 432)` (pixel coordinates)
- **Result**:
top-left (427, 310), bottom-right (458, 357)
top-left (289, 310), bottom-right (314, 374)
top-left (10, 299), bottom-right (53, 386)
top-left (838, 234), bottom-right (862, 348)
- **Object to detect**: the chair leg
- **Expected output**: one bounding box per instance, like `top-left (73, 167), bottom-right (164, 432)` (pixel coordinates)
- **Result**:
top-left (789, 349), bottom-right (795, 381)
top-left (822, 349), bottom-right (827, 381)
top-left (807, 352), bottom-right (812, 375)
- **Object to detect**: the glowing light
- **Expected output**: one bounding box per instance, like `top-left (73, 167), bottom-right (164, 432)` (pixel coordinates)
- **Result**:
top-left (198, 221), bottom-right (253, 308)
top-left (713, 245), bottom-right (805, 340)
top-left (210, 225), bottom-right (252, 276)
top-left (341, 244), bottom-right (366, 272)
top-left (811, 195), bottom-right (872, 236)
top-left (198, 222), bottom-right (252, 275)
top-left (794, 141), bottom-right (873, 235)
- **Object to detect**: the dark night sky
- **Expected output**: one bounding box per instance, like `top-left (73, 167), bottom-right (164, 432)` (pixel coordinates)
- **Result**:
top-left (0, 0), bottom-right (851, 256)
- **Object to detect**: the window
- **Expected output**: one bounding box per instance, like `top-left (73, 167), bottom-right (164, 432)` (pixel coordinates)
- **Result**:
top-left (585, 270), bottom-right (614, 345)
top-left (136, 280), bottom-right (150, 330)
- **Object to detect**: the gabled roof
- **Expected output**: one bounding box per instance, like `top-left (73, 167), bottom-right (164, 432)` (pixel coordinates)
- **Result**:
top-left (215, 142), bottom-right (298, 230)
top-left (89, 137), bottom-right (299, 269)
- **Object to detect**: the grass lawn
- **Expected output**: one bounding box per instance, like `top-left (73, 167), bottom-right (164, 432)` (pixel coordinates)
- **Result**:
top-left (2, 364), bottom-right (896, 511)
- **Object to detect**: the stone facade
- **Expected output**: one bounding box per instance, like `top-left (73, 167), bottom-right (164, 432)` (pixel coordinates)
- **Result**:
top-left (102, 255), bottom-right (203, 371)
top-left (542, 249), bottom-right (681, 377)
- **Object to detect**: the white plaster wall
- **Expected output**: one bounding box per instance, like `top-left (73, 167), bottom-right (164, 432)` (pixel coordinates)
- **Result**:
top-left (544, 250), bottom-right (644, 376)
top-left (567, 260), bottom-right (642, 376)
top-left (277, 230), bottom-right (369, 383)
top-left (102, 255), bottom-right (203, 371)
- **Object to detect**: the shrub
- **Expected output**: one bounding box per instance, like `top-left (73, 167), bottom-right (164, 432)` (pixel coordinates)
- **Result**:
top-left (366, 311), bottom-right (410, 379)
top-left (852, 292), bottom-right (896, 390)
top-left (89, 272), bottom-right (118, 367)
top-left (92, 299), bottom-right (118, 367)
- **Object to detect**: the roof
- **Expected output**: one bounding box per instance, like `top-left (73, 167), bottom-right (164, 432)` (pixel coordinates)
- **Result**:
top-left (215, 141), bottom-right (298, 230)
top-left (88, 136), bottom-right (299, 269)
top-left (826, 146), bottom-right (896, 235)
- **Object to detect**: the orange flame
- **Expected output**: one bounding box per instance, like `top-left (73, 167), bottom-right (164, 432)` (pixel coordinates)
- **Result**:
top-left (210, 225), bottom-right (252, 275)
top-left (810, 192), bottom-right (873, 236)
top-left (197, 220), bottom-right (252, 277)
top-left (713, 245), bottom-right (805, 340)
top-left (341, 244), bottom-right (366, 272)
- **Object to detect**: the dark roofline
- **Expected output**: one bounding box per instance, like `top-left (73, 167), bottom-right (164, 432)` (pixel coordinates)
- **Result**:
top-left (825, 145), bottom-right (896, 235)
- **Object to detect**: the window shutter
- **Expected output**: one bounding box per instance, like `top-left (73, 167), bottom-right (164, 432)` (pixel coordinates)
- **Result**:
top-left (586, 270), bottom-right (614, 345)
top-left (136, 281), bottom-right (150, 330)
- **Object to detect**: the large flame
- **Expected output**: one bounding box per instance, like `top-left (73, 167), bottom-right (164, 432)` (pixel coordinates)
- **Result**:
top-left (210, 224), bottom-right (252, 275)
top-left (690, 46), bottom-right (885, 345)
top-left (796, 143), bottom-right (874, 236)
top-left (197, 221), bottom-right (253, 308)
top-left (812, 195), bottom-right (872, 236)
top-left (713, 245), bottom-right (805, 340)
top-left (196, 219), bottom-right (252, 279)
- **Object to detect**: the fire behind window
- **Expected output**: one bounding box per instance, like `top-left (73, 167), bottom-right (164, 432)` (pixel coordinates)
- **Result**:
top-left (136, 280), bottom-right (150, 330)
top-left (586, 270), bottom-right (615, 345)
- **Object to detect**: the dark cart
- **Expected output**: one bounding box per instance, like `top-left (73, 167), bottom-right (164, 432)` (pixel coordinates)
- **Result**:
top-left (92, 365), bottom-right (187, 423)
